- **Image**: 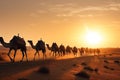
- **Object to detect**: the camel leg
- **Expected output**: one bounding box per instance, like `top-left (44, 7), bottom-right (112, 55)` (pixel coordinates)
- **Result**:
top-left (21, 50), bottom-right (28, 61)
top-left (34, 51), bottom-right (38, 60)
top-left (43, 54), bottom-right (44, 60)
top-left (8, 49), bottom-right (13, 62)
top-left (37, 52), bottom-right (40, 60)
top-left (42, 49), bottom-right (46, 60)
top-left (24, 50), bottom-right (28, 61)
top-left (45, 53), bottom-right (47, 59)
top-left (21, 51), bottom-right (24, 62)
top-left (58, 52), bottom-right (61, 56)
top-left (13, 50), bottom-right (17, 62)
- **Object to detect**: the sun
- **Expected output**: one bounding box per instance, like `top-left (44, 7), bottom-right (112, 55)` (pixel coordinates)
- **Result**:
top-left (85, 30), bottom-right (102, 45)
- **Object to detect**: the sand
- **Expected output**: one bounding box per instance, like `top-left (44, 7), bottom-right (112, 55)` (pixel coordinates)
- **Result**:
top-left (0, 48), bottom-right (120, 80)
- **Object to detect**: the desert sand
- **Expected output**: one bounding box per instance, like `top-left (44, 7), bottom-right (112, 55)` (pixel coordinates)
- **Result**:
top-left (0, 47), bottom-right (120, 80)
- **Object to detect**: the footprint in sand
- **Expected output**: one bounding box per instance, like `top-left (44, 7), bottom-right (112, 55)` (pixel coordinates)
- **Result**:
top-left (104, 65), bottom-right (114, 70)
top-left (74, 70), bottom-right (90, 80)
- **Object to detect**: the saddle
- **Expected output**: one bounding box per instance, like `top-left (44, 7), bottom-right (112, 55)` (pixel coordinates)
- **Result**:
top-left (10, 36), bottom-right (26, 45)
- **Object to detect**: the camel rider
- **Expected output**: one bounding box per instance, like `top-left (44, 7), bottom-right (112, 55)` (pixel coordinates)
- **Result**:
top-left (17, 33), bottom-right (20, 38)
top-left (18, 33), bottom-right (19, 37)
top-left (15, 33), bottom-right (26, 45)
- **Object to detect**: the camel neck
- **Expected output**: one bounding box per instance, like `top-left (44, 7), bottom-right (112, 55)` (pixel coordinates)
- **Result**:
top-left (46, 44), bottom-right (51, 50)
top-left (28, 41), bottom-right (36, 49)
top-left (0, 38), bottom-right (10, 48)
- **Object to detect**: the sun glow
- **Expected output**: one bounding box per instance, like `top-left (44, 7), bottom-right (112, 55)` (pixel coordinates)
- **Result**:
top-left (85, 30), bottom-right (102, 45)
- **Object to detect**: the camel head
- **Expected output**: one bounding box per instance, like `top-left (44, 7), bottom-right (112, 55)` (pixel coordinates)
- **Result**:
top-left (46, 44), bottom-right (49, 47)
top-left (27, 40), bottom-right (36, 49)
top-left (28, 40), bottom-right (32, 43)
top-left (0, 37), bottom-right (4, 43)
top-left (46, 44), bottom-right (51, 50)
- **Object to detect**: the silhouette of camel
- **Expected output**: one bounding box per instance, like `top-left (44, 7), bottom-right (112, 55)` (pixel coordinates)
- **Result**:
top-left (66, 45), bottom-right (72, 54)
top-left (96, 48), bottom-right (100, 55)
top-left (72, 46), bottom-right (78, 56)
top-left (0, 36), bottom-right (28, 62)
top-left (28, 40), bottom-right (46, 60)
top-left (46, 43), bottom-right (59, 56)
top-left (59, 44), bottom-right (66, 56)
top-left (79, 47), bottom-right (84, 56)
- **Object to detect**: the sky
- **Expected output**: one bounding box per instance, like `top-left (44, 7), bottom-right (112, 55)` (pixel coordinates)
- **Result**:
top-left (0, 0), bottom-right (120, 48)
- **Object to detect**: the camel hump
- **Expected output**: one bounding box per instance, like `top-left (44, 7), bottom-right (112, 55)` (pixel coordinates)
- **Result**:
top-left (60, 44), bottom-right (65, 50)
top-left (10, 36), bottom-right (26, 45)
top-left (52, 43), bottom-right (58, 48)
top-left (38, 40), bottom-right (45, 45)
top-left (37, 40), bottom-right (45, 49)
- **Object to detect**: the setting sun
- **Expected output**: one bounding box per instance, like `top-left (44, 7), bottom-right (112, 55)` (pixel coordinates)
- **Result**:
top-left (85, 30), bottom-right (102, 45)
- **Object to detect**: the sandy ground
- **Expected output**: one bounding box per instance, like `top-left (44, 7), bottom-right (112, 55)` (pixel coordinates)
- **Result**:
top-left (0, 49), bottom-right (120, 80)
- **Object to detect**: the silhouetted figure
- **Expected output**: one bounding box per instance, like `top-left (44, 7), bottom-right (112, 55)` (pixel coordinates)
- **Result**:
top-left (0, 36), bottom-right (28, 62)
top-left (18, 33), bottom-right (20, 37)
top-left (96, 48), bottom-right (100, 55)
top-left (84, 47), bottom-right (89, 54)
top-left (66, 45), bottom-right (72, 54)
top-left (72, 46), bottom-right (78, 56)
top-left (79, 47), bottom-right (84, 56)
top-left (28, 39), bottom-right (46, 60)
top-left (46, 43), bottom-right (59, 56)
top-left (59, 44), bottom-right (66, 56)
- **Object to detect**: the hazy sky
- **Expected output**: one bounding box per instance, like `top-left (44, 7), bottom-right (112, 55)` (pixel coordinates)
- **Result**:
top-left (0, 0), bottom-right (120, 47)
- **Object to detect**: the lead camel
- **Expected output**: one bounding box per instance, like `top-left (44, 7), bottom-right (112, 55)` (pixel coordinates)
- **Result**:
top-left (0, 36), bottom-right (28, 62)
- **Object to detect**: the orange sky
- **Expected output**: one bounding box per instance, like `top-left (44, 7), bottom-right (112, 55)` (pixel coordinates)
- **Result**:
top-left (0, 0), bottom-right (120, 48)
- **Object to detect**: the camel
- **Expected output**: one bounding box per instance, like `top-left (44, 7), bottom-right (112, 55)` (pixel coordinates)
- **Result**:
top-left (59, 44), bottom-right (66, 56)
top-left (79, 47), bottom-right (84, 56)
top-left (72, 46), bottom-right (78, 56)
top-left (66, 45), bottom-right (72, 54)
top-left (46, 43), bottom-right (59, 56)
top-left (96, 48), bottom-right (100, 55)
top-left (28, 40), bottom-right (46, 60)
top-left (0, 36), bottom-right (28, 62)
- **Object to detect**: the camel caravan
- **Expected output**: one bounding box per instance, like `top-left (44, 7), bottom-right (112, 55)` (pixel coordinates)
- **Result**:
top-left (0, 35), bottom-right (100, 62)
